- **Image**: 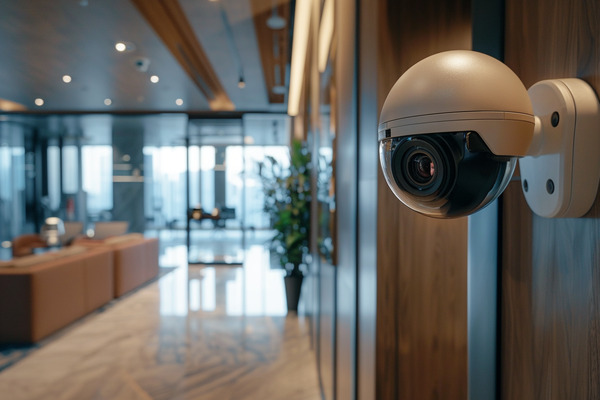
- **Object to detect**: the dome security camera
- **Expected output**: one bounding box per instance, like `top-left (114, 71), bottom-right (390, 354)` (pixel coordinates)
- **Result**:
top-left (378, 50), bottom-right (600, 218)
top-left (133, 57), bottom-right (150, 72)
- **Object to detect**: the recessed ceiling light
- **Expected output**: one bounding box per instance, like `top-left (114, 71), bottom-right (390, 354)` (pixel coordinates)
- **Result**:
top-left (62, 75), bottom-right (72, 83)
top-left (150, 75), bottom-right (159, 83)
top-left (104, 98), bottom-right (112, 106)
top-left (115, 41), bottom-right (136, 53)
top-left (34, 98), bottom-right (44, 106)
top-left (175, 98), bottom-right (183, 106)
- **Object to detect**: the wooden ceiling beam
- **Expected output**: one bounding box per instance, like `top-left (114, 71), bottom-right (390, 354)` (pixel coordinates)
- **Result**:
top-left (250, 0), bottom-right (291, 104)
top-left (0, 98), bottom-right (27, 112)
top-left (131, 0), bottom-right (234, 111)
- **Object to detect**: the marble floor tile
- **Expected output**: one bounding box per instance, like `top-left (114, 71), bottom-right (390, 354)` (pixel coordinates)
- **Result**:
top-left (0, 245), bottom-right (320, 400)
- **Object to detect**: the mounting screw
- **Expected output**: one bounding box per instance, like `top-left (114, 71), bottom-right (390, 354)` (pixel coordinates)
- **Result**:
top-left (546, 179), bottom-right (555, 194)
top-left (551, 111), bottom-right (560, 127)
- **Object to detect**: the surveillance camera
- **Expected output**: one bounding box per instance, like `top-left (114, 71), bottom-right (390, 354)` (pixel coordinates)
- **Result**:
top-left (133, 57), bottom-right (150, 72)
top-left (378, 50), bottom-right (600, 218)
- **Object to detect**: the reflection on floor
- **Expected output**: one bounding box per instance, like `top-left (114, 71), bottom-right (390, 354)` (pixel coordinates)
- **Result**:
top-left (0, 244), bottom-right (320, 400)
top-left (148, 228), bottom-right (275, 266)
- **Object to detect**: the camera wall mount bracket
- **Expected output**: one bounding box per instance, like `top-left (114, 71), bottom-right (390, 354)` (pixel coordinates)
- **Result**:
top-left (520, 78), bottom-right (600, 218)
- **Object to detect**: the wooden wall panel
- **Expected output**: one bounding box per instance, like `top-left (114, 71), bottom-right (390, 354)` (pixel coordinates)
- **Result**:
top-left (375, 0), bottom-right (471, 399)
top-left (335, 0), bottom-right (358, 398)
top-left (502, 0), bottom-right (600, 398)
top-left (319, 264), bottom-right (336, 400)
top-left (357, 0), bottom-right (379, 398)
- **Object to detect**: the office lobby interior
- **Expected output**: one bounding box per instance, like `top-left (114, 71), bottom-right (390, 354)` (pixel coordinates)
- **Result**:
top-left (1, 0), bottom-right (600, 399)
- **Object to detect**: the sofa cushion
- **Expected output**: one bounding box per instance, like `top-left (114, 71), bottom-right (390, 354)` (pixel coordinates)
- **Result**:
top-left (80, 248), bottom-right (114, 313)
top-left (52, 245), bottom-right (87, 257)
top-left (11, 253), bottom-right (58, 268)
top-left (6, 246), bottom-right (88, 269)
top-left (111, 237), bottom-right (159, 297)
top-left (104, 233), bottom-right (144, 245)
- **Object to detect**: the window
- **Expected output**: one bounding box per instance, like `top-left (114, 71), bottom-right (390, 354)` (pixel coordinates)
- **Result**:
top-left (82, 146), bottom-right (113, 214)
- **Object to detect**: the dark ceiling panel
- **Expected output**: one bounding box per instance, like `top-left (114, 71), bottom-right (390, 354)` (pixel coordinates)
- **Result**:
top-left (0, 0), bottom-right (289, 113)
top-left (0, 0), bottom-right (213, 112)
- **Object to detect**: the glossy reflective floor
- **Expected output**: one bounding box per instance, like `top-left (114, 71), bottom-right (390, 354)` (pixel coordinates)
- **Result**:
top-left (0, 244), bottom-right (320, 400)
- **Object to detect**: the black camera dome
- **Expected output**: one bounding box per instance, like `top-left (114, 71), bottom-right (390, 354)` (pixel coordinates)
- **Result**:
top-left (380, 132), bottom-right (516, 218)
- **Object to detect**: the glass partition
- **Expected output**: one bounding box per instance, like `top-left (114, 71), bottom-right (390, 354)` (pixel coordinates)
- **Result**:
top-left (0, 120), bottom-right (28, 258)
top-left (0, 113), bottom-right (291, 264)
top-left (82, 145), bottom-right (113, 216)
top-left (187, 119), bottom-right (245, 265)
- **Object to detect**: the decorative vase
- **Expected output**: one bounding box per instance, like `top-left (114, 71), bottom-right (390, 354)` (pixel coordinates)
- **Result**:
top-left (284, 274), bottom-right (303, 312)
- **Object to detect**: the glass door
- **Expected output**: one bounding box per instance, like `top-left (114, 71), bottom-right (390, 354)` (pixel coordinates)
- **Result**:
top-left (187, 119), bottom-right (245, 265)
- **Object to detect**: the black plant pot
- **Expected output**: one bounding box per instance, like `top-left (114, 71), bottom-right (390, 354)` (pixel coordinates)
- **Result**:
top-left (284, 274), bottom-right (303, 312)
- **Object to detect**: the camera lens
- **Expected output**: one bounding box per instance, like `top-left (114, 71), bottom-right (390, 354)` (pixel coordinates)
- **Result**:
top-left (381, 132), bottom-right (517, 218)
top-left (391, 136), bottom-right (455, 198)
top-left (408, 153), bottom-right (435, 184)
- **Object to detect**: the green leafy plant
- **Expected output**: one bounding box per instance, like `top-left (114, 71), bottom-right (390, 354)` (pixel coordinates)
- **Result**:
top-left (258, 139), bottom-right (311, 277)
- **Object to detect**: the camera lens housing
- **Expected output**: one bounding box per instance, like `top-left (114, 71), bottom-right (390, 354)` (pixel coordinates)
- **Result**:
top-left (379, 132), bottom-right (516, 218)
top-left (378, 50), bottom-right (600, 219)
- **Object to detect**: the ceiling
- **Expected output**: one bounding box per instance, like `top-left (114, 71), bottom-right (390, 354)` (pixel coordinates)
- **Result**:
top-left (0, 0), bottom-right (292, 114)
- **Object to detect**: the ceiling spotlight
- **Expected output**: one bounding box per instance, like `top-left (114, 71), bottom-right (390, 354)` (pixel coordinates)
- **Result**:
top-left (267, 7), bottom-right (286, 30)
top-left (62, 75), bottom-right (72, 83)
top-left (175, 98), bottom-right (184, 106)
top-left (115, 41), bottom-right (136, 53)
top-left (238, 76), bottom-right (246, 89)
top-left (104, 98), bottom-right (112, 106)
top-left (150, 75), bottom-right (159, 83)
top-left (34, 98), bottom-right (44, 106)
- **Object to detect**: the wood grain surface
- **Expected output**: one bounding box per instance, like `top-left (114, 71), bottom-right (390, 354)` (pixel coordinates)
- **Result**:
top-left (375, 0), bottom-right (471, 398)
top-left (249, 0), bottom-right (290, 104)
top-left (335, 0), bottom-right (359, 397)
top-left (502, 0), bottom-right (600, 398)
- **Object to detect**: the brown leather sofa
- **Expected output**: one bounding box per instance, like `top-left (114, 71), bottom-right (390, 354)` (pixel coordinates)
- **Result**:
top-left (0, 234), bottom-right (160, 344)
top-left (73, 234), bottom-right (160, 298)
top-left (109, 235), bottom-right (159, 297)
top-left (0, 246), bottom-right (114, 343)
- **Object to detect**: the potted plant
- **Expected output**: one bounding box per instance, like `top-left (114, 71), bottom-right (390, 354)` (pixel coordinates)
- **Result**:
top-left (258, 139), bottom-right (311, 312)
